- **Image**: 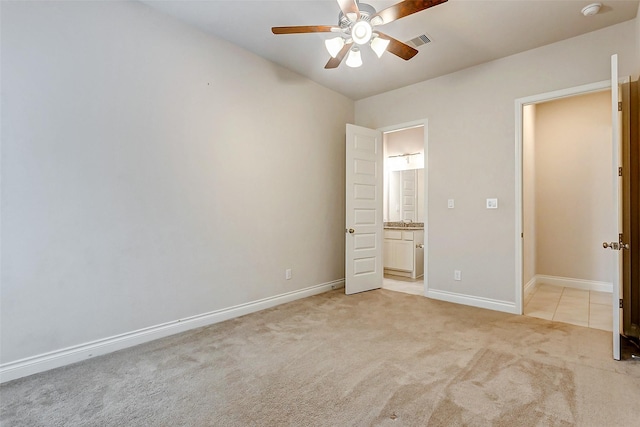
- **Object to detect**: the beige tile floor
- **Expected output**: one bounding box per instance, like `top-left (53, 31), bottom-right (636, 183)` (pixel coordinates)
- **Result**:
top-left (384, 278), bottom-right (612, 332)
top-left (524, 283), bottom-right (613, 331)
top-left (382, 275), bottom-right (424, 296)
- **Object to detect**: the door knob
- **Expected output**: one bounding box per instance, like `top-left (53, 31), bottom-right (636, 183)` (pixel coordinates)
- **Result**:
top-left (346, 228), bottom-right (355, 234)
top-left (416, 244), bottom-right (424, 249)
top-left (603, 241), bottom-right (630, 250)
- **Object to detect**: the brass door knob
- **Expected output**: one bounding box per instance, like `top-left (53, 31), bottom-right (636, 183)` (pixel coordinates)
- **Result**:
top-left (603, 242), bottom-right (619, 250)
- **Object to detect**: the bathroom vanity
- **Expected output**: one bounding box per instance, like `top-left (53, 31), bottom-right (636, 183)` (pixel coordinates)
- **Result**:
top-left (383, 224), bottom-right (424, 279)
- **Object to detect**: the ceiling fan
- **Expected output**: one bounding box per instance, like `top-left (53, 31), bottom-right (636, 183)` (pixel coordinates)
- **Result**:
top-left (271, 0), bottom-right (448, 69)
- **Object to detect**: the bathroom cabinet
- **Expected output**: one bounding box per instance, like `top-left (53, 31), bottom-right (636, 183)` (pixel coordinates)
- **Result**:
top-left (383, 229), bottom-right (424, 279)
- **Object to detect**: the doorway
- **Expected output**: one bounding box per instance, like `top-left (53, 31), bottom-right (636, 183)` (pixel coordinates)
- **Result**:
top-left (521, 89), bottom-right (614, 331)
top-left (379, 121), bottom-right (428, 296)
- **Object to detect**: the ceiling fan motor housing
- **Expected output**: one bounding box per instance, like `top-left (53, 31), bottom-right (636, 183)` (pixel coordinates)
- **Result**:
top-left (338, 2), bottom-right (377, 30)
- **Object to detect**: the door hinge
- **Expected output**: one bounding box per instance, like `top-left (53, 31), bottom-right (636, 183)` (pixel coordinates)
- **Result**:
top-left (521, 233), bottom-right (524, 238)
top-left (619, 166), bottom-right (622, 176)
top-left (620, 299), bottom-right (623, 309)
top-left (618, 101), bottom-right (622, 111)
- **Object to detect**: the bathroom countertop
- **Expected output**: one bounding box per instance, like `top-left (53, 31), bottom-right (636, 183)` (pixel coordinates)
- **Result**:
top-left (384, 222), bottom-right (424, 231)
top-left (384, 226), bottom-right (424, 231)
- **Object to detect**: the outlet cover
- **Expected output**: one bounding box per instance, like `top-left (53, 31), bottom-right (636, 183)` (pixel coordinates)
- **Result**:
top-left (285, 269), bottom-right (292, 280)
top-left (454, 270), bottom-right (461, 281)
top-left (486, 198), bottom-right (498, 209)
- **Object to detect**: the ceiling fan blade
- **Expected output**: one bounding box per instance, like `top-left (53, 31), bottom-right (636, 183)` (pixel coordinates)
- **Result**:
top-left (371, 0), bottom-right (448, 26)
top-left (272, 26), bottom-right (339, 35)
top-left (325, 42), bottom-right (353, 69)
top-left (376, 32), bottom-right (418, 61)
top-left (337, 0), bottom-right (360, 21)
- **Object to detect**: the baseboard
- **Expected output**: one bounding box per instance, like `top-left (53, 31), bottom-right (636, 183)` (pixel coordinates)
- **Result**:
top-left (534, 275), bottom-right (612, 293)
top-left (426, 289), bottom-right (517, 315)
top-left (0, 279), bottom-right (344, 384)
top-left (524, 277), bottom-right (537, 297)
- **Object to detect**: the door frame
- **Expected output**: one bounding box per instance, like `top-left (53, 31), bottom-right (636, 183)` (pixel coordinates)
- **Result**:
top-left (514, 80), bottom-right (611, 314)
top-left (378, 119), bottom-right (429, 295)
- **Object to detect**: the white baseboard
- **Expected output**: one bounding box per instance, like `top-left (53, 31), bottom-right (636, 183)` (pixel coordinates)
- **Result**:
top-left (524, 277), bottom-right (537, 297)
top-left (0, 279), bottom-right (344, 384)
top-left (426, 289), bottom-right (518, 315)
top-left (534, 275), bottom-right (612, 293)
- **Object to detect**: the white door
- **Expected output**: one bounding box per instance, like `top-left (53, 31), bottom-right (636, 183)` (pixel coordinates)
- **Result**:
top-left (609, 54), bottom-right (622, 360)
top-left (345, 124), bottom-right (383, 294)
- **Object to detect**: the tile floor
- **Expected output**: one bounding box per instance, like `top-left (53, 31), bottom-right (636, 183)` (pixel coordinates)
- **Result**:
top-left (382, 275), bottom-right (424, 296)
top-left (524, 283), bottom-right (613, 331)
top-left (383, 278), bottom-right (613, 332)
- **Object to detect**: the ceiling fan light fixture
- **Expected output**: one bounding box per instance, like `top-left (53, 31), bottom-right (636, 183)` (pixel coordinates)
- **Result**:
top-left (325, 36), bottom-right (345, 58)
top-left (351, 20), bottom-right (373, 45)
top-left (346, 47), bottom-right (362, 68)
top-left (346, 12), bottom-right (358, 22)
top-left (370, 16), bottom-right (384, 26)
top-left (370, 36), bottom-right (390, 58)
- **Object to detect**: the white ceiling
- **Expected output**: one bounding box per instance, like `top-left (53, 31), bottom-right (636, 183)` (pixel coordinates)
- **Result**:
top-left (141, 0), bottom-right (639, 100)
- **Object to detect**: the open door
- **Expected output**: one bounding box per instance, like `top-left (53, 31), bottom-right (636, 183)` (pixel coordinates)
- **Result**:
top-left (605, 54), bottom-right (629, 360)
top-left (345, 124), bottom-right (383, 294)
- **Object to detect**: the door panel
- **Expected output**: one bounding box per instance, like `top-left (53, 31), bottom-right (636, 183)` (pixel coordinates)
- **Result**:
top-left (610, 54), bottom-right (622, 360)
top-left (345, 124), bottom-right (383, 294)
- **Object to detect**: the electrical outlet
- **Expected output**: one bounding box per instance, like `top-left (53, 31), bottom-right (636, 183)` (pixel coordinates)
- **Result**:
top-left (486, 198), bottom-right (498, 209)
top-left (285, 269), bottom-right (292, 280)
top-left (454, 270), bottom-right (461, 281)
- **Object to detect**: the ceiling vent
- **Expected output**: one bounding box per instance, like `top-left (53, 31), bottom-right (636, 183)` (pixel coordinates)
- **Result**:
top-left (407, 34), bottom-right (431, 48)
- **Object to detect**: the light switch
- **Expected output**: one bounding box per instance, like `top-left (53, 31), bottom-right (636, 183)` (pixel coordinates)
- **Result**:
top-left (448, 199), bottom-right (454, 209)
top-left (486, 198), bottom-right (498, 209)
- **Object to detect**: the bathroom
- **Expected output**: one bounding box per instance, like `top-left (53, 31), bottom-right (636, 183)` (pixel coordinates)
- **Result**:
top-left (383, 125), bottom-right (425, 295)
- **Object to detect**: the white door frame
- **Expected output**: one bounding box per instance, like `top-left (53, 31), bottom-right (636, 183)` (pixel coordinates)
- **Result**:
top-left (514, 80), bottom-right (611, 314)
top-left (378, 119), bottom-right (429, 295)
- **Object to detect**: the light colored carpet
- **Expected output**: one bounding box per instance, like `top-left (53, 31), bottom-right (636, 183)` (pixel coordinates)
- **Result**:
top-left (2, 289), bottom-right (639, 426)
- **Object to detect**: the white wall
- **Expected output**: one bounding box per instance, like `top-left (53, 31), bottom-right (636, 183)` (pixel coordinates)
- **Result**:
top-left (355, 20), bottom-right (639, 309)
top-left (1, 1), bottom-right (353, 367)
top-left (535, 91), bottom-right (612, 283)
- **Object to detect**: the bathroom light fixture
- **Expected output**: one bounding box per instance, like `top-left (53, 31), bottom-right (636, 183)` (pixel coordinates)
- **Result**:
top-left (388, 152), bottom-right (420, 158)
top-left (581, 3), bottom-right (601, 16)
top-left (345, 47), bottom-right (362, 68)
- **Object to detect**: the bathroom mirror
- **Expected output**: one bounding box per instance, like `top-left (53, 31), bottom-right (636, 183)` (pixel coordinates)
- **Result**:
top-left (385, 168), bottom-right (424, 222)
top-left (383, 125), bottom-right (425, 224)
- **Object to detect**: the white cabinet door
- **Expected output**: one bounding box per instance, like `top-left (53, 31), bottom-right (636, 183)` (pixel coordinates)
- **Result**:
top-left (395, 241), bottom-right (414, 271)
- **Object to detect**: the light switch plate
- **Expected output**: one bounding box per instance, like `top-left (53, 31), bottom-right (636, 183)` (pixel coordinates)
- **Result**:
top-left (448, 199), bottom-right (454, 209)
top-left (486, 198), bottom-right (498, 209)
